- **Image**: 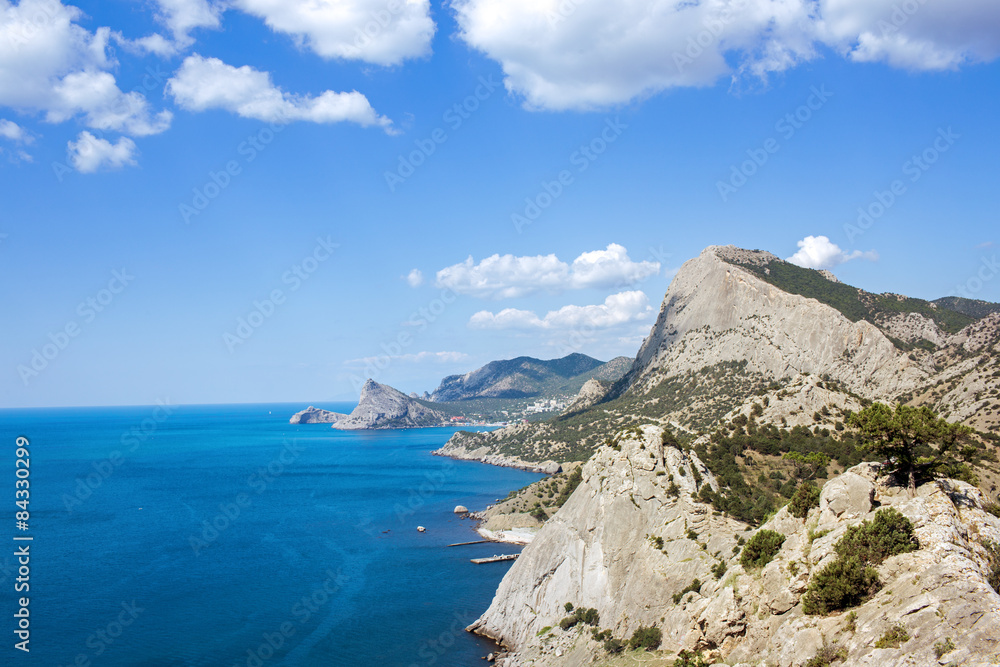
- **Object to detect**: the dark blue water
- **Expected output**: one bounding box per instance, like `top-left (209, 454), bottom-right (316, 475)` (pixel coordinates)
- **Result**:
top-left (0, 404), bottom-right (541, 666)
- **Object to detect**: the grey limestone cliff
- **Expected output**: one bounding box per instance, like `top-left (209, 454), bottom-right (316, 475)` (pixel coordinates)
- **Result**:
top-left (473, 425), bottom-right (1000, 666)
top-left (288, 406), bottom-right (348, 424)
top-left (333, 379), bottom-right (449, 430)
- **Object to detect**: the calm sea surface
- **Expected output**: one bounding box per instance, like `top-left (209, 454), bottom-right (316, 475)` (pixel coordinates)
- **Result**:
top-left (0, 403), bottom-right (542, 666)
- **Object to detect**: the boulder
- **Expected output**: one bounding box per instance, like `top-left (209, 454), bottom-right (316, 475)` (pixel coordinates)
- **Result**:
top-left (454, 505), bottom-right (469, 514)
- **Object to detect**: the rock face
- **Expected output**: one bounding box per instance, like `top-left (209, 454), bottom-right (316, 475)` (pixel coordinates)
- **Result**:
top-left (333, 380), bottom-right (449, 430)
top-left (288, 406), bottom-right (348, 424)
top-left (562, 378), bottom-right (611, 415)
top-left (628, 246), bottom-right (925, 401)
top-left (474, 426), bottom-right (1000, 666)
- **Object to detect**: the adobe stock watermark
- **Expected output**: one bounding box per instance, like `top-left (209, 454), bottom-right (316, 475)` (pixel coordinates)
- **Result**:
top-left (717, 85), bottom-right (833, 202)
top-left (56, 601), bottom-right (145, 667)
top-left (512, 117), bottom-right (628, 233)
top-left (224, 236), bottom-right (338, 352)
top-left (233, 568), bottom-right (350, 667)
top-left (180, 109), bottom-right (291, 223)
top-left (406, 610), bottom-right (479, 667)
top-left (189, 438), bottom-right (305, 556)
top-left (552, 244), bottom-right (671, 357)
top-left (843, 127), bottom-right (959, 243)
top-left (952, 255), bottom-right (999, 299)
top-left (351, 0), bottom-right (407, 52)
top-left (62, 399), bottom-right (174, 513)
top-left (384, 76), bottom-right (500, 192)
top-left (346, 287), bottom-right (457, 392)
top-left (673, 0), bottom-right (750, 73)
top-left (52, 65), bottom-right (169, 182)
top-left (17, 268), bottom-right (134, 385)
top-left (5, 0), bottom-right (60, 51)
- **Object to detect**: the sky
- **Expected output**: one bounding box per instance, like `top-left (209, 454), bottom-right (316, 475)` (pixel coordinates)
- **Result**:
top-left (1, 0), bottom-right (998, 408)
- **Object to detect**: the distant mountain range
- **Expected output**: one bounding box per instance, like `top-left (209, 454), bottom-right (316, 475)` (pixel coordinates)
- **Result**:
top-left (290, 353), bottom-right (633, 430)
top-left (429, 353), bottom-right (631, 402)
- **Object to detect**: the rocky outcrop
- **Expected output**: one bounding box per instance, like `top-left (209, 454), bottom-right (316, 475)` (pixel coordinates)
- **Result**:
top-left (562, 378), bottom-right (611, 415)
top-left (629, 246), bottom-right (926, 401)
top-left (475, 426), bottom-right (1000, 666)
top-left (333, 379), bottom-right (449, 430)
top-left (288, 406), bottom-right (348, 424)
top-left (433, 430), bottom-right (562, 473)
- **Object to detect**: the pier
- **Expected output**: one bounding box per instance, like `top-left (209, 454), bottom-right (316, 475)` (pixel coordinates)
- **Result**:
top-left (446, 540), bottom-right (492, 547)
top-left (471, 554), bottom-right (519, 564)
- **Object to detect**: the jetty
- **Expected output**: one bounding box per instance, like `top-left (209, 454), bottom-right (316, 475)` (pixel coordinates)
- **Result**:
top-left (471, 554), bottom-right (519, 565)
top-left (446, 540), bottom-right (492, 547)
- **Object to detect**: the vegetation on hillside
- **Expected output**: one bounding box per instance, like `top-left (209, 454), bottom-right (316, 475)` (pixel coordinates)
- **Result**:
top-left (802, 508), bottom-right (918, 615)
top-left (849, 403), bottom-right (975, 492)
top-left (725, 257), bottom-right (975, 335)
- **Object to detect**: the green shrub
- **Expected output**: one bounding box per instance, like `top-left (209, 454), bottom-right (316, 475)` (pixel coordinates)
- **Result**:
top-left (650, 535), bottom-right (664, 550)
top-left (802, 555), bottom-right (881, 615)
top-left (576, 607), bottom-right (599, 626)
top-left (788, 482), bottom-right (821, 518)
top-left (740, 529), bottom-right (786, 569)
top-left (687, 529), bottom-right (699, 540)
top-left (804, 643), bottom-right (847, 667)
top-left (803, 508), bottom-right (918, 615)
top-left (985, 503), bottom-right (1000, 518)
top-left (672, 649), bottom-right (709, 667)
top-left (603, 637), bottom-right (626, 654)
top-left (628, 625), bottom-right (662, 651)
top-left (834, 508), bottom-right (918, 565)
top-left (711, 560), bottom-right (728, 580)
top-left (874, 623), bottom-right (909, 649)
top-left (535, 626), bottom-right (552, 636)
top-left (934, 637), bottom-right (955, 658)
top-left (559, 615), bottom-right (578, 630)
top-left (564, 602), bottom-right (574, 612)
top-left (672, 578), bottom-right (702, 604)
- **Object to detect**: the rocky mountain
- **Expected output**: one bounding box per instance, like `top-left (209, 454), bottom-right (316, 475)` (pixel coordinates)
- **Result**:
top-left (435, 245), bottom-right (1000, 466)
top-left (429, 353), bottom-right (629, 402)
top-left (288, 406), bottom-right (348, 424)
top-left (332, 379), bottom-right (450, 430)
top-left (473, 425), bottom-right (1000, 666)
top-left (562, 378), bottom-right (613, 415)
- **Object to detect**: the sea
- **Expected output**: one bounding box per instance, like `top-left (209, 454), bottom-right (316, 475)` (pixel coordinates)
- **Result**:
top-left (0, 403), bottom-right (542, 666)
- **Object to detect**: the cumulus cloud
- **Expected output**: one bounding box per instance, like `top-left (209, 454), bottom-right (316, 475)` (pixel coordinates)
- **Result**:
top-left (469, 291), bottom-right (653, 330)
top-left (232, 0), bottom-right (436, 66)
top-left (787, 235), bottom-right (878, 270)
top-left (166, 55), bottom-right (393, 130)
top-left (436, 244), bottom-right (659, 299)
top-left (66, 131), bottom-right (137, 173)
top-left (452, 0), bottom-right (1000, 111)
top-left (0, 118), bottom-right (30, 142)
top-left (0, 0), bottom-right (171, 135)
top-left (345, 350), bottom-right (468, 365)
top-left (125, 0), bottom-right (225, 55)
top-left (404, 268), bottom-right (424, 287)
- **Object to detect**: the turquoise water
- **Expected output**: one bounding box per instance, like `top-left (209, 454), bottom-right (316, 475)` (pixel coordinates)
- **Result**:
top-left (0, 404), bottom-right (541, 666)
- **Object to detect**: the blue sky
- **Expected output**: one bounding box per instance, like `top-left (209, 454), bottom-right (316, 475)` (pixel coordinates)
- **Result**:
top-left (1, 0), bottom-right (998, 408)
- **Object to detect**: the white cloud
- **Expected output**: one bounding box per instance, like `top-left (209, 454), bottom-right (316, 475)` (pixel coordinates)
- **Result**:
top-left (436, 244), bottom-right (659, 299)
top-left (346, 350), bottom-right (468, 365)
top-left (405, 268), bottom-right (424, 287)
top-left (0, 118), bottom-right (30, 142)
top-left (166, 55), bottom-right (393, 131)
top-left (232, 0), bottom-right (436, 66)
top-left (452, 0), bottom-right (1000, 111)
top-left (818, 0), bottom-right (1000, 70)
top-left (469, 291), bottom-right (653, 330)
top-left (124, 0), bottom-right (225, 55)
top-left (0, 1), bottom-right (171, 135)
top-left (786, 235), bottom-right (878, 270)
top-left (67, 131), bottom-right (137, 173)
